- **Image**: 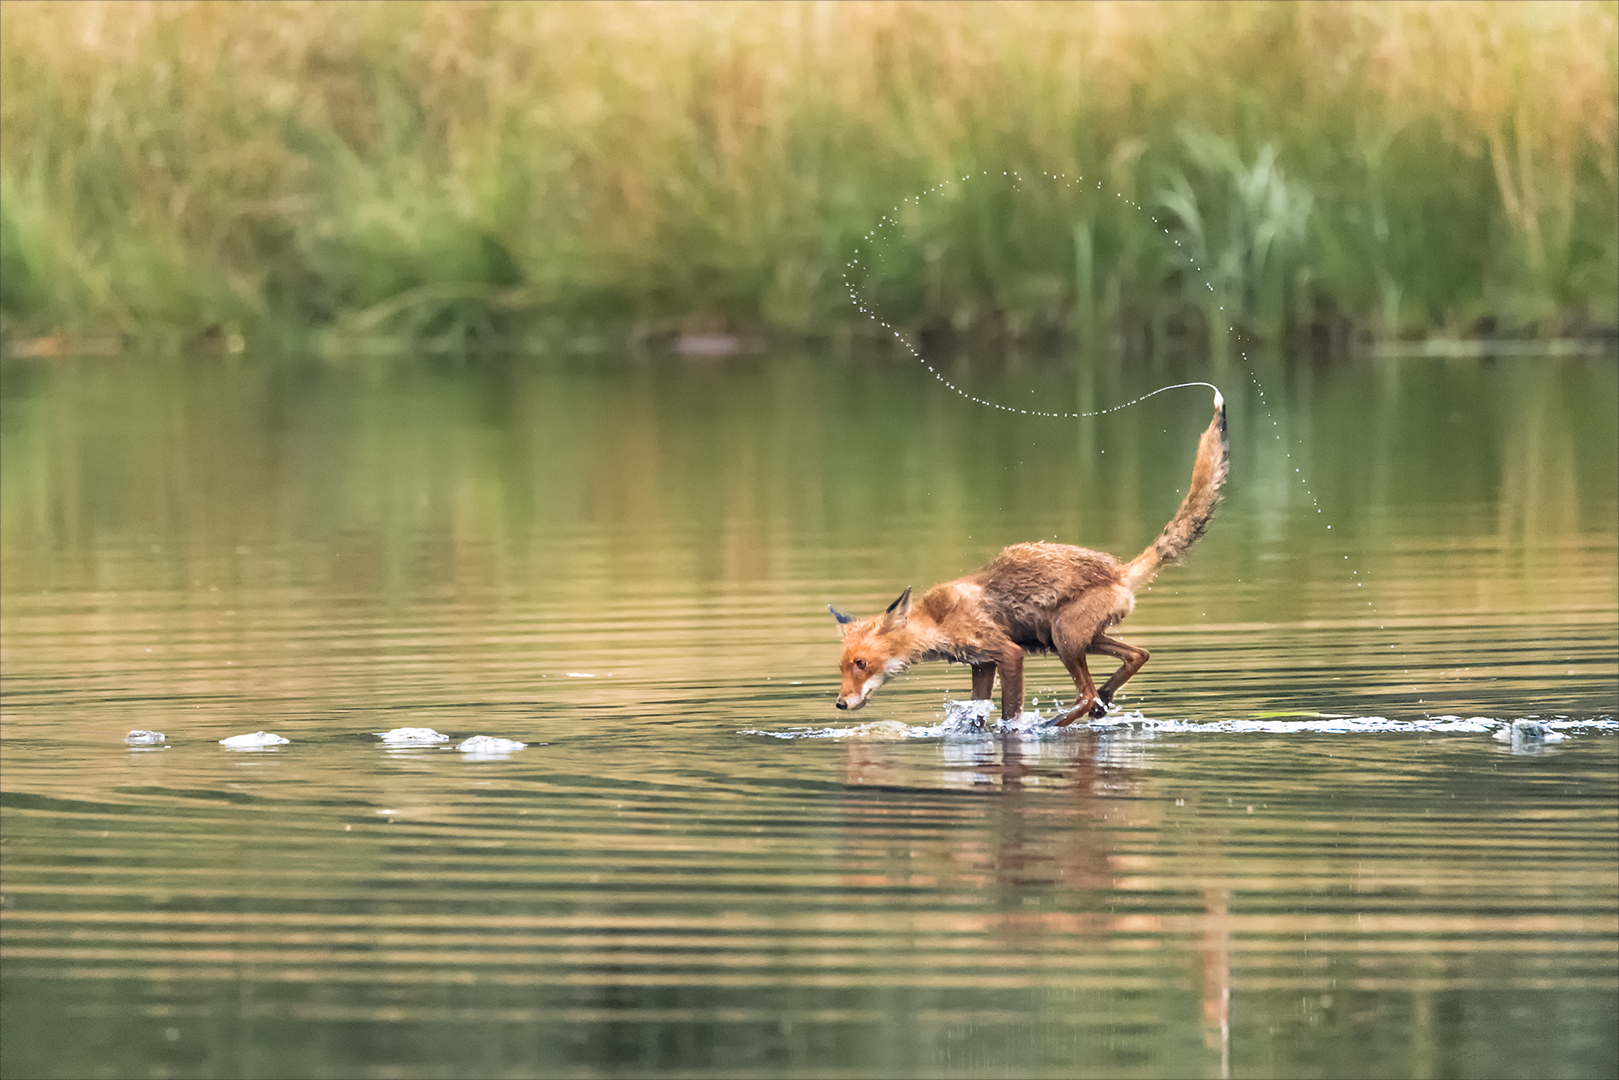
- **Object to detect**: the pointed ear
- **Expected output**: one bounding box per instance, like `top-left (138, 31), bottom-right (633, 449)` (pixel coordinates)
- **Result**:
top-left (879, 587), bottom-right (912, 631)
top-left (829, 604), bottom-right (858, 635)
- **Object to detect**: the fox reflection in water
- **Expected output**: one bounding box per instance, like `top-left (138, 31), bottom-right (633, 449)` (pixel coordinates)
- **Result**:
top-left (840, 732), bottom-right (1232, 1076)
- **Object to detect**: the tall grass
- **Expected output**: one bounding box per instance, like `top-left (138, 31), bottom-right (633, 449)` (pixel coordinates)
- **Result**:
top-left (1, 0), bottom-right (1615, 350)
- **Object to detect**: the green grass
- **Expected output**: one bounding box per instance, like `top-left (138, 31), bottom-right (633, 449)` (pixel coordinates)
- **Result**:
top-left (1, 0), bottom-right (1615, 351)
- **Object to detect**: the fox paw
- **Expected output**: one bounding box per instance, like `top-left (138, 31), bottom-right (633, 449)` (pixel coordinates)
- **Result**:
top-left (1054, 699), bottom-right (1105, 727)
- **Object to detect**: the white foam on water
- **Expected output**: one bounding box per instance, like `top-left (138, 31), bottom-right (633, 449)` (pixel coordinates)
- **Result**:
top-left (456, 736), bottom-right (525, 755)
top-left (1491, 717), bottom-right (1570, 748)
top-left (748, 702), bottom-right (1617, 741)
top-left (125, 730), bottom-right (166, 745)
top-left (376, 727), bottom-right (450, 745)
top-left (219, 731), bottom-right (289, 749)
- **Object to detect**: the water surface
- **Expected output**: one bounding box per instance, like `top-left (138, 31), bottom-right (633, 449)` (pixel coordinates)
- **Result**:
top-left (2, 348), bottom-right (1615, 1078)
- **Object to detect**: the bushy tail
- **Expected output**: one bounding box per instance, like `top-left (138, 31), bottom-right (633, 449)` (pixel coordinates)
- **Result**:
top-left (1124, 393), bottom-right (1229, 590)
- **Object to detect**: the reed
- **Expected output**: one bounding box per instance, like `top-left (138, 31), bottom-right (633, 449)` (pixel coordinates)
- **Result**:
top-left (1, 0), bottom-right (1614, 350)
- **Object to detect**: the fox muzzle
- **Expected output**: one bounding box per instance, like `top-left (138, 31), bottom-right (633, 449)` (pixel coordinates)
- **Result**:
top-left (836, 671), bottom-right (888, 711)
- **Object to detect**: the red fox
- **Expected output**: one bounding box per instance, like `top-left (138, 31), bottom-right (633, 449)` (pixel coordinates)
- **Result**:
top-left (830, 395), bottom-right (1228, 726)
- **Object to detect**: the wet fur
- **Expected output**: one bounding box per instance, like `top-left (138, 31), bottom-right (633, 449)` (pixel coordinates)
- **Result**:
top-left (832, 400), bottom-right (1228, 725)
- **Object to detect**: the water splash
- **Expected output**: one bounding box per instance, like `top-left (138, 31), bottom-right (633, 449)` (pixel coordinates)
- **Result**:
top-left (748, 701), bottom-right (1617, 742)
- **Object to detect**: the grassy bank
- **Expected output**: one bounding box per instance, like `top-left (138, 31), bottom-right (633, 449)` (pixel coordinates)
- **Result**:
top-left (1, 0), bottom-right (1615, 352)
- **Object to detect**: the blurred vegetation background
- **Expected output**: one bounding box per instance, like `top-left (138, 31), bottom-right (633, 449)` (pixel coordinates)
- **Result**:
top-left (1, 0), bottom-right (1615, 353)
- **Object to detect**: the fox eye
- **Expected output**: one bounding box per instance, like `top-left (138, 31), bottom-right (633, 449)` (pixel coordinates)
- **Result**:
top-left (854, 659), bottom-right (867, 670)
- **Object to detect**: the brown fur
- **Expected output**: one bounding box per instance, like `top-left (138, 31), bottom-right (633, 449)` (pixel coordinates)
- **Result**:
top-left (831, 399), bottom-right (1228, 725)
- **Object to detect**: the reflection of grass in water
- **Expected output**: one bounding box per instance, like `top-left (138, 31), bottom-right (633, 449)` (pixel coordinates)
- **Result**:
top-left (1, 1), bottom-right (1614, 347)
top-left (0, 350), bottom-right (1612, 719)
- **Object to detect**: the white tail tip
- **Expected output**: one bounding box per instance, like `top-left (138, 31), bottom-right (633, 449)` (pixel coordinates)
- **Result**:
top-left (1213, 388), bottom-right (1224, 409)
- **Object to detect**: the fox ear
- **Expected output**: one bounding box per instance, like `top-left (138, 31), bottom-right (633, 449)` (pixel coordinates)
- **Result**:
top-left (879, 587), bottom-right (912, 630)
top-left (829, 605), bottom-right (857, 630)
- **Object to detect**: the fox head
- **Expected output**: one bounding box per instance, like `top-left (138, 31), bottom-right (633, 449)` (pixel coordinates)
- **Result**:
top-left (829, 587), bottom-right (913, 711)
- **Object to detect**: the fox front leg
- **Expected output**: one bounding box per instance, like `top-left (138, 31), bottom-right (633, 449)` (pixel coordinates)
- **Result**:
top-left (970, 661), bottom-right (997, 702)
top-left (995, 649), bottom-right (1025, 721)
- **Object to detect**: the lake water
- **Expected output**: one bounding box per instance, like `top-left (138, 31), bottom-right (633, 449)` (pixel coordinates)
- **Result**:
top-left (2, 347), bottom-right (1615, 1078)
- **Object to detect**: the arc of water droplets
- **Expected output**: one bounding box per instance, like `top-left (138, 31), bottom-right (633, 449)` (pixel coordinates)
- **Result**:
top-left (844, 168), bottom-right (1421, 702)
top-left (843, 169), bottom-right (1224, 417)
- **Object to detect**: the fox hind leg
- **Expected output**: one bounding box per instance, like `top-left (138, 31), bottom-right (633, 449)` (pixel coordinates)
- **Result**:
top-left (1052, 656), bottom-right (1102, 726)
top-left (1052, 602), bottom-right (1110, 726)
top-left (1088, 633), bottom-right (1150, 708)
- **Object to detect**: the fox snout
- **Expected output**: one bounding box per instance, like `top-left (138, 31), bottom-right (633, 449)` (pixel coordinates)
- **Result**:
top-left (837, 664), bottom-right (896, 711)
top-left (835, 689), bottom-right (871, 711)
top-left (835, 677), bottom-right (872, 710)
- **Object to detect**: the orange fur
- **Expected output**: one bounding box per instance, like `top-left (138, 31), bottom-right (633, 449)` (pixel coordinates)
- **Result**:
top-left (831, 399), bottom-right (1228, 725)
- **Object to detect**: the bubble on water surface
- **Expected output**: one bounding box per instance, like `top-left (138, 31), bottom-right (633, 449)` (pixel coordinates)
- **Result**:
top-left (377, 727), bottom-right (450, 745)
top-left (1492, 717), bottom-right (1568, 752)
top-left (456, 736), bottom-right (525, 756)
top-left (219, 731), bottom-right (288, 749)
